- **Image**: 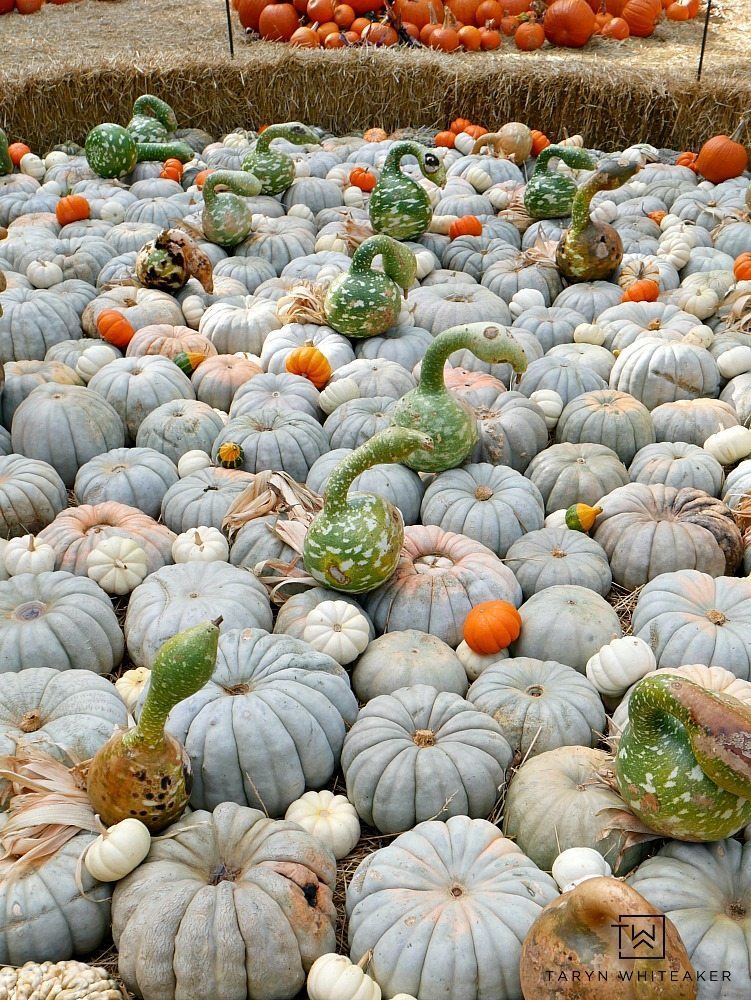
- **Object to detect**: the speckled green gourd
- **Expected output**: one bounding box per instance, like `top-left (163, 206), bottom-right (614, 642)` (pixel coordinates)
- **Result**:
top-left (615, 673), bottom-right (751, 842)
top-left (323, 234), bottom-right (416, 338)
top-left (84, 123), bottom-right (193, 179)
top-left (0, 130), bottom-right (12, 176)
top-left (369, 140), bottom-right (447, 241)
top-left (303, 426), bottom-right (434, 594)
top-left (242, 122), bottom-right (319, 195)
top-left (390, 322), bottom-right (528, 473)
top-left (202, 170), bottom-right (262, 247)
top-left (556, 158), bottom-right (639, 281)
top-left (86, 618), bottom-right (222, 832)
top-left (126, 95), bottom-right (178, 143)
top-left (523, 145), bottom-right (597, 220)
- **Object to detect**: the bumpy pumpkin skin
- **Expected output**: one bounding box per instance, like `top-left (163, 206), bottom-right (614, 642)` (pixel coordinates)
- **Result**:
top-left (520, 877), bottom-right (697, 999)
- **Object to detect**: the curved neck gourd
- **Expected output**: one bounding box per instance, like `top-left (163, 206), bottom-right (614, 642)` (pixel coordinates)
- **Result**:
top-left (203, 170), bottom-right (262, 204)
top-left (382, 140), bottom-right (444, 184)
top-left (85, 123), bottom-right (193, 179)
top-left (132, 95), bottom-right (178, 132)
top-left (569, 159), bottom-right (637, 238)
top-left (0, 130), bottom-right (11, 176)
top-left (419, 323), bottom-right (528, 396)
top-left (616, 673), bottom-right (751, 841)
top-left (532, 144), bottom-right (596, 175)
top-left (254, 122), bottom-right (317, 153)
top-left (350, 234), bottom-right (416, 293)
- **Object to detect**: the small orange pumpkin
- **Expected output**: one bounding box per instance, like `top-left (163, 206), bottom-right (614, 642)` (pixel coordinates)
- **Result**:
top-left (530, 129), bottom-right (551, 155)
top-left (515, 18), bottom-right (545, 48)
top-left (675, 151), bottom-right (698, 169)
top-left (449, 215), bottom-right (483, 239)
top-left (450, 118), bottom-right (473, 135)
top-left (622, 278), bottom-right (660, 302)
top-left (463, 124), bottom-right (488, 139)
top-left (435, 131), bottom-right (457, 148)
top-left (647, 209), bottom-right (667, 224)
top-left (55, 194), bottom-right (90, 226)
top-left (600, 14), bottom-right (629, 36)
top-left (350, 167), bottom-right (377, 192)
top-left (194, 169), bottom-right (216, 189)
top-left (479, 24), bottom-right (502, 46)
top-left (463, 600), bottom-right (522, 655)
top-left (285, 345), bottom-right (333, 389)
top-left (734, 253), bottom-right (751, 282)
top-left (7, 142), bottom-right (31, 167)
top-left (96, 309), bottom-right (137, 349)
top-left (695, 119), bottom-right (750, 183)
top-left (364, 128), bottom-right (388, 142)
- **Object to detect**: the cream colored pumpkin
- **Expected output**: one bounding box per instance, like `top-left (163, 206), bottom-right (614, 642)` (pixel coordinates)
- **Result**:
top-left (573, 323), bottom-right (606, 346)
top-left (682, 324), bottom-right (714, 349)
top-left (100, 199), bottom-right (128, 225)
top-left (704, 426), bottom-right (751, 466)
top-left (718, 345), bottom-right (751, 380)
top-left (26, 258), bottom-right (64, 289)
top-left (0, 961), bottom-right (124, 998)
top-left (544, 509), bottom-right (568, 528)
top-left (485, 186), bottom-right (511, 211)
top-left (44, 150), bottom-right (69, 169)
top-left (3, 535), bottom-right (56, 576)
top-left (343, 187), bottom-right (367, 210)
top-left (465, 166), bottom-right (494, 193)
top-left (307, 953), bottom-right (381, 1000)
top-left (223, 131), bottom-right (252, 149)
top-left (286, 203), bottom-right (316, 223)
top-left (86, 536), bottom-right (149, 595)
top-left (75, 345), bottom-right (119, 384)
top-left (177, 450), bottom-right (213, 477)
top-left (669, 285), bottom-right (720, 320)
top-left (19, 152), bottom-right (45, 181)
top-left (558, 134), bottom-right (585, 148)
top-left (413, 248), bottom-right (436, 281)
top-left (552, 847), bottom-right (612, 893)
top-left (456, 639), bottom-right (507, 682)
top-left (453, 132), bottom-right (475, 155)
top-left (115, 666), bottom-right (151, 715)
top-left (316, 232), bottom-right (350, 254)
top-left (528, 389), bottom-right (564, 430)
top-left (303, 600), bottom-right (371, 665)
top-left (285, 790), bottom-right (360, 860)
top-left (428, 214), bottom-right (460, 236)
top-left (84, 818), bottom-right (152, 882)
top-left (172, 526), bottom-right (230, 563)
top-left (617, 257), bottom-right (661, 291)
top-left (319, 377), bottom-right (361, 415)
top-left (509, 288), bottom-right (546, 319)
top-left (657, 230), bottom-right (692, 270)
top-left (585, 635), bottom-right (656, 700)
top-left (591, 200), bottom-right (618, 224)
top-left (294, 159), bottom-right (312, 178)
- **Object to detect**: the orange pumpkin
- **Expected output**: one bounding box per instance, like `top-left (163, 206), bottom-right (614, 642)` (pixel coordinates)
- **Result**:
top-left (619, 0), bottom-right (660, 36)
top-left (16, 0), bottom-right (44, 13)
top-left (501, 0), bottom-right (530, 11)
top-left (463, 124), bottom-right (488, 139)
top-left (349, 0), bottom-right (385, 13)
top-left (258, 2), bottom-right (301, 39)
top-left (475, 0), bottom-right (502, 24)
top-left (647, 209), bottom-right (667, 224)
top-left (450, 118), bottom-right (473, 135)
top-left (675, 151), bottom-right (697, 169)
top-left (429, 9), bottom-right (462, 50)
top-left (238, 0), bottom-right (269, 29)
top-left (449, 215), bottom-right (483, 238)
top-left (350, 166), bottom-right (378, 191)
top-left (530, 129), bottom-right (551, 155)
top-left (543, 0), bottom-right (595, 46)
top-left (734, 253), bottom-right (751, 282)
top-left (600, 13), bottom-right (629, 35)
top-left (324, 29), bottom-right (348, 45)
top-left (289, 24), bottom-right (321, 44)
top-left (307, 0), bottom-right (334, 17)
top-left (55, 194), bottom-right (90, 227)
top-left (160, 165), bottom-right (183, 181)
top-left (96, 310), bottom-right (137, 350)
top-left (499, 13), bottom-right (518, 32)
top-left (695, 120), bottom-right (750, 183)
top-left (163, 158), bottom-right (184, 176)
top-left (194, 169), bottom-right (216, 189)
top-left (515, 18), bottom-right (545, 48)
top-left (333, 2), bottom-right (356, 25)
top-left (7, 142), bottom-right (31, 167)
top-left (665, 0), bottom-right (691, 18)
top-left (448, 0), bottom-right (479, 21)
top-left (361, 20), bottom-right (399, 43)
top-left (394, 0), bottom-right (444, 27)
top-left (459, 23), bottom-right (483, 47)
top-left (364, 128), bottom-right (388, 142)
top-left (463, 600), bottom-right (522, 655)
top-left (479, 24), bottom-right (501, 45)
top-left (285, 345), bottom-right (333, 389)
top-left (622, 278), bottom-right (660, 302)
top-left (435, 131), bottom-right (457, 148)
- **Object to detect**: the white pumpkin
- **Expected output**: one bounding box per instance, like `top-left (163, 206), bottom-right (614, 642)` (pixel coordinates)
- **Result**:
top-left (718, 345), bottom-right (751, 380)
top-left (3, 535), bottom-right (56, 576)
top-left (453, 132), bottom-right (475, 155)
top-left (177, 450), bottom-right (213, 477)
top-left (585, 635), bottom-right (656, 700)
top-left (75, 344), bottom-right (119, 383)
top-left (84, 818), bottom-right (152, 882)
top-left (509, 288), bottom-right (546, 319)
top-left (19, 152), bottom-right (45, 181)
top-left (307, 953), bottom-right (381, 1000)
top-left (172, 526), bottom-right (230, 563)
top-left (294, 159), bottom-right (312, 178)
top-left (544, 509), bottom-right (568, 528)
top-left (682, 324), bottom-right (714, 349)
top-left (704, 426), bottom-right (751, 466)
top-left (44, 150), bottom-right (69, 169)
top-left (303, 600), bottom-right (370, 665)
top-left (316, 232), bottom-right (350, 254)
top-left (552, 847), bottom-right (612, 893)
top-left (319, 377), bottom-right (361, 415)
top-left (343, 186), bottom-right (366, 210)
top-left (115, 666), bottom-right (152, 715)
top-left (26, 259), bottom-right (64, 289)
top-left (223, 131), bottom-right (251, 149)
top-left (485, 186), bottom-right (511, 211)
top-left (657, 230), bottom-right (692, 270)
top-left (212, 408), bottom-right (229, 425)
top-left (100, 199), bottom-right (127, 225)
top-left (465, 166), bottom-right (494, 193)
top-left (285, 790), bottom-right (360, 860)
top-left (573, 323), bottom-right (606, 346)
top-left (428, 214), bottom-right (460, 236)
top-left (669, 285), bottom-right (720, 320)
top-left (286, 203), bottom-right (316, 223)
top-left (528, 389), bottom-right (564, 430)
top-left (591, 200), bottom-right (618, 224)
top-left (86, 536), bottom-right (149, 595)
top-left (456, 639), bottom-right (506, 682)
top-left (413, 248), bottom-right (436, 281)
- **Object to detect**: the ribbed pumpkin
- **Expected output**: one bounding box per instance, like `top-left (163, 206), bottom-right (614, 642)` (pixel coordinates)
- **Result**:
top-left (618, 0), bottom-right (661, 35)
top-left (543, 0), bottom-right (596, 46)
top-left (463, 600), bottom-right (522, 655)
top-left (96, 309), bottom-right (137, 350)
top-left (285, 345), bottom-right (332, 389)
top-left (695, 119), bottom-right (750, 183)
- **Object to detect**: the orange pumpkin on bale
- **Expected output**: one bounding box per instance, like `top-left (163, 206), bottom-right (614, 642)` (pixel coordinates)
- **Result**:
top-left (479, 24), bottom-right (501, 45)
top-left (285, 345), bottom-right (333, 389)
top-left (237, 0), bottom-right (269, 29)
top-left (694, 119), bottom-right (750, 183)
top-left (361, 20), bottom-right (399, 43)
top-left (394, 0), bottom-right (444, 27)
top-left (435, 131), bottom-right (457, 147)
top-left (515, 18), bottom-right (545, 48)
top-left (56, 195), bottom-right (90, 226)
top-left (429, 8), bottom-right (462, 49)
top-left (601, 14), bottom-right (629, 36)
top-left (364, 128), bottom-right (388, 142)
top-left (463, 600), bottom-right (522, 655)
top-left (543, 0), bottom-right (595, 47)
top-left (258, 2), bottom-right (301, 40)
top-left (616, 0), bottom-right (661, 36)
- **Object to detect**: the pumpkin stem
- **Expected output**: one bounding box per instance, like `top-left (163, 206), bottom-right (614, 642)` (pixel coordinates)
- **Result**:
top-left (356, 950), bottom-right (374, 971)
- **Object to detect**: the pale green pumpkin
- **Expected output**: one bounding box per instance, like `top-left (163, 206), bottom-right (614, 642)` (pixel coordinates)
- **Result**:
top-left (303, 426), bottom-right (434, 595)
top-left (201, 170), bottom-right (262, 247)
top-left (390, 323), bottom-right (528, 473)
top-left (242, 122), bottom-right (319, 195)
top-left (523, 144), bottom-right (597, 220)
top-left (369, 140), bottom-right (447, 241)
top-left (126, 94), bottom-right (178, 143)
top-left (85, 123), bottom-right (193, 180)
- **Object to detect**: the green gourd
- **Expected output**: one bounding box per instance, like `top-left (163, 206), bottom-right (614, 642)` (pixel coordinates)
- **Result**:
top-left (242, 122), bottom-right (319, 195)
top-left (126, 94), bottom-right (179, 143)
top-left (0, 130), bottom-right (12, 176)
top-left (201, 170), bottom-right (262, 247)
top-left (523, 144), bottom-right (597, 220)
top-left (555, 158), bottom-right (639, 282)
top-left (86, 617), bottom-right (222, 832)
top-left (369, 140), bottom-right (447, 241)
top-left (390, 322), bottom-right (528, 473)
top-left (84, 123), bottom-right (193, 180)
top-left (323, 234), bottom-right (416, 339)
top-left (303, 426), bottom-right (434, 594)
top-left (615, 673), bottom-right (751, 841)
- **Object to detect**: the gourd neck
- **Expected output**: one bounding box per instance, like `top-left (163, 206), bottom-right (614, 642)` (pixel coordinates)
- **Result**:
top-left (419, 323), bottom-right (528, 396)
top-left (350, 235), bottom-right (417, 292)
top-left (0, 130), bottom-right (11, 176)
top-left (570, 159), bottom-right (637, 236)
top-left (627, 674), bottom-right (751, 800)
top-left (123, 617), bottom-right (222, 749)
top-left (323, 427), bottom-right (431, 515)
top-left (132, 95), bottom-right (178, 131)
top-left (202, 170), bottom-right (262, 204)
top-left (383, 141), bottom-right (424, 177)
top-left (136, 141), bottom-right (193, 164)
top-left (534, 144), bottom-right (596, 175)
top-left (255, 123), bottom-right (315, 153)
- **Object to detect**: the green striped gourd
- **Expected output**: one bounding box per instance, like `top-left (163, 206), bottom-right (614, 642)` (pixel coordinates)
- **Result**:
top-left (323, 234), bottom-right (416, 338)
top-left (126, 94), bottom-right (179, 143)
top-left (0, 130), bottom-right (11, 175)
top-left (556, 158), bottom-right (639, 281)
top-left (390, 323), bottom-right (528, 473)
top-left (86, 618), bottom-right (222, 832)
top-left (84, 123), bottom-right (193, 179)
top-left (615, 673), bottom-right (751, 841)
top-left (303, 426), bottom-right (434, 594)
top-left (369, 140), bottom-right (447, 241)
top-left (242, 122), bottom-right (319, 195)
top-left (136, 229), bottom-right (214, 293)
top-left (523, 144), bottom-right (597, 219)
top-left (202, 170), bottom-right (262, 247)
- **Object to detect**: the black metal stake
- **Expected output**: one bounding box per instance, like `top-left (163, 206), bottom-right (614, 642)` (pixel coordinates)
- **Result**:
top-left (696, 0), bottom-right (712, 81)
top-left (225, 0), bottom-right (235, 59)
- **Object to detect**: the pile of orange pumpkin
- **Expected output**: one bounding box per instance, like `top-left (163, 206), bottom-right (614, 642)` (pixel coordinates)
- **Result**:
top-left (0, 0), bottom-right (79, 13)
top-left (235, 0), bottom-right (701, 49)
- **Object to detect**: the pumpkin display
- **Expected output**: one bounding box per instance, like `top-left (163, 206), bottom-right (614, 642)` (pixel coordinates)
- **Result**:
top-left (351, 629), bottom-right (468, 701)
top-left (504, 525), bottom-right (613, 598)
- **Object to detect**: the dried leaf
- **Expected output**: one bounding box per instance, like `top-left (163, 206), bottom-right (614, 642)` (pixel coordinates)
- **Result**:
top-left (276, 280), bottom-right (328, 326)
top-left (222, 472), bottom-right (322, 535)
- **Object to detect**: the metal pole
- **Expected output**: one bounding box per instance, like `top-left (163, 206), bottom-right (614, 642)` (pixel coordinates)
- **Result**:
top-left (696, 0), bottom-right (712, 82)
top-left (225, 0), bottom-right (235, 59)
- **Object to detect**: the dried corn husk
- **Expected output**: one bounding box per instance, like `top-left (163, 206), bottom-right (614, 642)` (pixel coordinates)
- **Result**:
top-left (222, 471), bottom-right (322, 536)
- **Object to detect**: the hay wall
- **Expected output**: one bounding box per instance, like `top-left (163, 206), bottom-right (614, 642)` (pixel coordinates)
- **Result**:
top-left (2, 48), bottom-right (750, 151)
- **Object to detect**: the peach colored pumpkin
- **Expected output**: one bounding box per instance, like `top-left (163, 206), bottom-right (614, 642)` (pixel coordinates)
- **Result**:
top-left (125, 325), bottom-right (218, 363)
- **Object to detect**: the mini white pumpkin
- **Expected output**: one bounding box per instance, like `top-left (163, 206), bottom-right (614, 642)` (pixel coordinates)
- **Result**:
top-left (84, 818), bottom-right (152, 882)
top-left (509, 288), bottom-right (546, 319)
top-left (456, 639), bottom-right (507, 682)
top-left (293, 159), bottom-right (311, 178)
top-left (659, 213), bottom-right (683, 232)
top-left (316, 232), bottom-right (350, 254)
top-left (657, 230), bottom-right (692, 270)
top-left (682, 324), bottom-right (714, 349)
top-left (303, 600), bottom-right (370, 664)
top-left (528, 389), bottom-right (564, 430)
top-left (544, 509), bottom-right (568, 528)
top-left (413, 248), bottom-right (435, 281)
top-left (465, 166), bottom-right (494, 193)
top-left (115, 666), bottom-right (152, 715)
top-left (26, 259), bottom-right (64, 289)
top-left (343, 186), bottom-right (366, 210)
top-left (552, 847), bottom-right (612, 893)
top-left (19, 152), bottom-right (45, 181)
top-left (3, 535), bottom-right (56, 576)
top-left (75, 344), bottom-right (119, 383)
top-left (223, 131), bottom-right (251, 149)
top-left (286, 203), bottom-right (316, 223)
top-left (585, 635), bottom-right (656, 700)
top-left (591, 199), bottom-right (618, 224)
top-left (177, 450), bottom-right (212, 477)
top-left (100, 199), bottom-right (128, 225)
top-left (453, 132), bottom-right (475, 155)
top-left (44, 150), bottom-right (69, 169)
top-left (307, 953), bottom-right (381, 1000)
top-left (718, 345), bottom-right (751, 380)
top-left (428, 214), bottom-right (460, 236)
top-left (485, 186), bottom-right (511, 211)
top-left (704, 426), bottom-right (751, 466)
top-left (319, 377), bottom-right (361, 415)
top-left (41, 180), bottom-right (63, 197)
top-left (573, 322), bottom-right (606, 346)
top-left (86, 536), bottom-right (149, 595)
top-left (172, 526), bottom-right (230, 563)
top-left (285, 790), bottom-right (361, 860)
top-left (669, 285), bottom-right (720, 320)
